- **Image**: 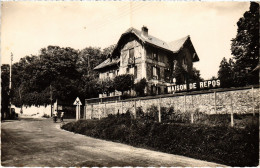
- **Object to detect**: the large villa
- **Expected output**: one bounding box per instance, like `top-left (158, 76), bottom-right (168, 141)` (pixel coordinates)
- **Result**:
top-left (94, 26), bottom-right (200, 97)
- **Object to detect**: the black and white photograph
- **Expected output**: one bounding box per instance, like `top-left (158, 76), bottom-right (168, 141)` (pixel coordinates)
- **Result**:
top-left (1, 1), bottom-right (259, 167)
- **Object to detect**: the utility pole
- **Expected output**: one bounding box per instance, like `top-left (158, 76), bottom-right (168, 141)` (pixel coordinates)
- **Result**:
top-left (9, 53), bottom-right (13, 117)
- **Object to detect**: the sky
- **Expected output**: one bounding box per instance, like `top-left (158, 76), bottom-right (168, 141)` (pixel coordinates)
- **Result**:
top-left (1, 1), bottom-right (250, 79)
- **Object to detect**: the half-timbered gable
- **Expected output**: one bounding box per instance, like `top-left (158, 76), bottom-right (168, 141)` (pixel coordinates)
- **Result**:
top-left (94, 26), bottom-right (199, 96)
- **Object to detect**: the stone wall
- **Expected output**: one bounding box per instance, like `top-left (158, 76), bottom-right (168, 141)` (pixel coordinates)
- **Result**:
top-left (85, 87), bottom-right (259, 119)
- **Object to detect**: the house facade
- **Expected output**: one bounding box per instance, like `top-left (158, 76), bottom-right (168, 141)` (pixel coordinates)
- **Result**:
top-left (94, 26), bottom-right (199, 97)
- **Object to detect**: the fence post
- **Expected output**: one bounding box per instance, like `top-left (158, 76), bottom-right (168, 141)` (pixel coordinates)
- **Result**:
top-left (121, 101), bottom-right (123, 114)
top-left (115, 100), bottom-right (118, 115)
top-left (91, 104), bottom-right (93, 119)
top-left (184, 94), bottom-right (186, 113)
top-left (252, 87), bottom-right (255, 116)
top-left (134, 99), bottom-right (137, 119)
top-left (98, 103), bottom-right (100, 120)
top-left (83, 106), bottom-right (86, 119)
top-left (175, 99), bottom-right (178, 113)
top-left (230, 93), bottom-right (234, 127)
top-left (104, 103), bottom-right (106, 117)
top-left (214, 91), bottom-right (217, 114)
top-left (158, 97), bottom-right (161, 123)
top-left (191, 95), bottom-right (194, 124)
top-left (171, 97), bottom-right (174, 120)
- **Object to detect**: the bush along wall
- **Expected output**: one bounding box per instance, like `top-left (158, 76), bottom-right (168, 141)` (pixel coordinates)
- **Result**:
top-left (62, 112), bottom-right (259, 167)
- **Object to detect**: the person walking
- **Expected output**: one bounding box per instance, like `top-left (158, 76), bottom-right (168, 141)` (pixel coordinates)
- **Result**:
top-left (53, 110), bottom-right (58, 123)
top-left (60, 111), bottom-right (64, 122)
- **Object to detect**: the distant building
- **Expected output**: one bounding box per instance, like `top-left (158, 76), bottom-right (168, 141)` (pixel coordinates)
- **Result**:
top-left (94, 26), bottom-right (199, 97)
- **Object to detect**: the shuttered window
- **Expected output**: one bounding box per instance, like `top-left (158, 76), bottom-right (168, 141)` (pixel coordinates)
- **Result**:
top-left (152, 66), bottom-right (160, 80)
top-left (157, 67), bottom-right (160, 80)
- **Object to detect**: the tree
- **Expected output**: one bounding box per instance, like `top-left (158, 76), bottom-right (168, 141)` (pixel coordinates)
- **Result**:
top-left (172, 61), bottom-right (188, 84)
top-left (1, 64), bottom-right (10, 118)
top-left (231, 2), bottom-right (259, 86)
top-left (77, 47), bottom-right (104, 77)
top-left (218, 57), bottom-right (234, 88)
top-left (134, 78), bottom-right (147, 96)
top-left (189, 67), bottom-right (203, 83)
top-left (96, 78), bottom-right (115, 95)
top-left (10, 46), bottom-right (84, 106)
top-left (114, 74), bottom-right (134, 93)
top-left (102, 44), bottom-right (116, 58)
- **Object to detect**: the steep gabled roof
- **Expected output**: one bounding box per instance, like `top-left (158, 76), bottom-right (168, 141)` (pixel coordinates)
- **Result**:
top-left (122, 27), bottom-right (172, 52)
top-left (93, 58), bottom-right (120, 70)
top-left (168, 35), bottom-right (190, 53)
top-left (95, 27), bottom-right (199, 70)
top-left (113, 27), bottom-right (197, 55)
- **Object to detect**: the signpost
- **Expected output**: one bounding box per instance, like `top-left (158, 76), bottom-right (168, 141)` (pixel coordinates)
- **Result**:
top-left (73, 97), bottom-right (82, 120)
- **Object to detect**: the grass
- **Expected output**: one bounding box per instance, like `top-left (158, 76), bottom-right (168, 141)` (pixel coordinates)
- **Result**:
top-left (61, 112), bottom-right (259, 167)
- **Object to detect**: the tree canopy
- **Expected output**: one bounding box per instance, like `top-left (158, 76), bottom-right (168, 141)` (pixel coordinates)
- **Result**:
top-left (7, 45), bottom-right (109, 107)
top-left (230, 2), bottom-right (259, 85)
top-left (216, 2), bottom-right (259, 88)
top-left (218, 57), bottom-right (234, 88)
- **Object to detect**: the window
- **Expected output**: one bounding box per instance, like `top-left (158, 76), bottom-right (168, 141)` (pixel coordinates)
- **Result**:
top-left (126, 67), bottom-right (130, 73)
top-left (152, 66), bottom-right (160, 80)
top-left (164, 87), bottom-right (167, 94)
top-left (152, 49), bottom-right (158, 61)
top-left (129, 48), bottom-right (134, 59)
top-left (151, 85), bottom-right (156, 95)
top-left (164, 68), bottom-right (170, 82)
top-left (112, 70), bottom-right (116, 78)
top-left (134, 66), bottom-right (137, 79)
top-left (157, 67), bottom-right (160, 79)
top-left (158, 87), bottom-right (161, 95)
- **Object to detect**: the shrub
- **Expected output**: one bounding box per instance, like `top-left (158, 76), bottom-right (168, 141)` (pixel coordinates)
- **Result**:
top-left (134, 78), bottom-right (147, 96)
top-left (114, 74), bottom-right (134, 92)
top-left (161, 106), bottom-right (174, 121)
top-left (146, 105), bottom-right (159, 122)
top-left (96, 78), bottom-right (115, 94)
top-left (136, 107), bottom-right (144, 119)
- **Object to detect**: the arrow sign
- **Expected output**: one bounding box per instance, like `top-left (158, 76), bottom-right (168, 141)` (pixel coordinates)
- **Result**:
top-left (73, 97), bottom-right (82, 106)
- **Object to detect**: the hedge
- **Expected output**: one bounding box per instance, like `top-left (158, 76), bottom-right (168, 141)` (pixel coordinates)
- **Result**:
top-left (62, 113), bottom-right (259, 166)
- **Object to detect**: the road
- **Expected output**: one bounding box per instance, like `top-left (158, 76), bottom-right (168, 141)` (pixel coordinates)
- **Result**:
top-left (2, 118), bottom-right (225, 167)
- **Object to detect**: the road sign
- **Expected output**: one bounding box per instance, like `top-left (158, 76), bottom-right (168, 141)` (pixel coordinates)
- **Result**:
top-left (73, 97), bottom-right (82, 120)
top-left (73, 97), bottom-right (82, 106)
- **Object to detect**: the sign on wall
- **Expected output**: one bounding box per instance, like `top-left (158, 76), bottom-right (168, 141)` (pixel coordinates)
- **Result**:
top-left (167, 79), bottom-right (221, 93)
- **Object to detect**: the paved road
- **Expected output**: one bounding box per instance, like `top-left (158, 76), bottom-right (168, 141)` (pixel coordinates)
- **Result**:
top-left (2, 118), bottom-right (225, 167)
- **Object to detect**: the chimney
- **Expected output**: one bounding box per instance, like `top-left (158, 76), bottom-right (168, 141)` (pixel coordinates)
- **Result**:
top-left (141, 26), bottom-right (148, 37)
